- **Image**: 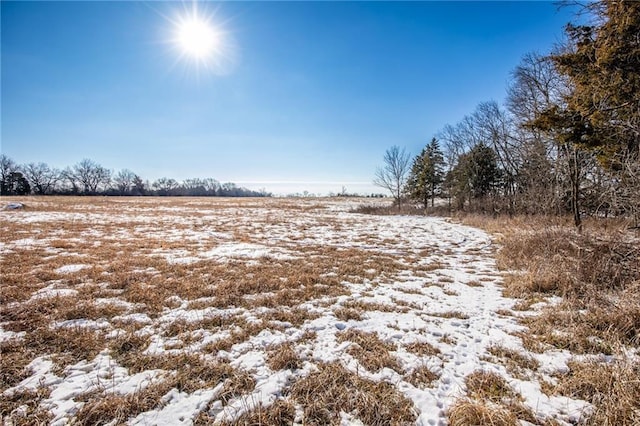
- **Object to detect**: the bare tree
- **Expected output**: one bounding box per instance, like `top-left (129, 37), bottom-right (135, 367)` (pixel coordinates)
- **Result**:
top-left (506, 52), bottom-right (580, 217)
top-left (73, 159), bottom-right (111, 194)
top-left (113, 169), bottom-right (137, 195)
top-left (23, 162), bottom-right (59, 195)
top-left (373, 146), bottom-right (411, 209)
top-left (61, 167), bottom-right (80, 194)
top-left (152, 177), bottom-right (179, 195)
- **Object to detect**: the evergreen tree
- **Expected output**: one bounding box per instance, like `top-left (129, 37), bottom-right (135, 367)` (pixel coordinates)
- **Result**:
top-left (3, 171), bottom-right (31, 195)
top-left (551, 1), bottom-right (640, 163)
top-left (406, 138), bottom-right (445, 208)
top-left (450, 143), bottom-right (501, 209)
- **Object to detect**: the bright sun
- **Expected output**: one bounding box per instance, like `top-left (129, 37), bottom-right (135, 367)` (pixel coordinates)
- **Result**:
top-left (176, 16), bottom-right (218, 59)
top-left (168, 2), bottom-right (236, 75)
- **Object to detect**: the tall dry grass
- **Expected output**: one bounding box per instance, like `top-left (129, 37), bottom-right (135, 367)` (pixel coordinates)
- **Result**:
top-left (459, 214), bottom-right (640, 425)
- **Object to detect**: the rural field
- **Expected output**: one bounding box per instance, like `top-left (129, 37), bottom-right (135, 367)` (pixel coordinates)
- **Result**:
top-left (1, 197), bottom-right (638, 425)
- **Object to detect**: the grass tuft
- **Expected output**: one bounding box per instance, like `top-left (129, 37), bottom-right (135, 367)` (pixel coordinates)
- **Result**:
top-left (337, 329), bottom-right (402, 373)
top-left (290, 361), bottom-right (417, 425)
top-left (267, 342), bottom-right (303, 371)
top-left (447, 399), bottom-right (518, 426)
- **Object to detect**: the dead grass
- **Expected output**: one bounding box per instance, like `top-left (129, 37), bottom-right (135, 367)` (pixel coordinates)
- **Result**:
top-left (555, 359), bottom-right (640, 426)
top-left (405, 365), bottom-right (440, 388)
top-left (404, 340), bottom-right (441, 357)
top-left (336, 329), bottom-right (403, 373)
top-left (351, 203), bottom-right (421, 216)
top-left (290, 361), bottom-right (417, 425)
top-left (519, 304), bottom-right (616, 355)
top-left (334, 306), bottom-right (364, 321)
top-left (342, 299), bottom-right (405, 313)
top-left (464, 370), bottom-right (516, 403)
top-left (461, 214), bottom-right (640, 425)
top-left (497, 227), bottom-right (639, 300)
top-left (216, 399), bottom-right (296, 426)
top-left (448, 370), bottom-right (548, 426)
top-left (267, 342), bottom-right (303, 371)
top-left (24, 326), bottom-right (106, 373)
top-left (1, 339), bottom-right (35, 392)
top-left (0, 387), bottom-right (53, 425)
top-left (485, 345), bottom-right (539, 379)
top-left (73, 379), bottom-right (175, 425)
top-left (447, 399), bottom-right (519, 426)
top-left (6, 198), bottom-right (635, 424)
top-left (428, 310), bottom-right (470, 320)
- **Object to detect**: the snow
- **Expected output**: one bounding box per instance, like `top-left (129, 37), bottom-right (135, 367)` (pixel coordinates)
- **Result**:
top-left (201, 242), bottom-right (297, 261)
top-left (1, 198), bottom-right (603, 425)
top-left (4, 353), bottom-right (165, 426)
top-left (129, 387), bottom-right (220, 426)
top-left (55, 264), bottom-right (89, 274)
top-left (157, 242), bottom-right (296, 264)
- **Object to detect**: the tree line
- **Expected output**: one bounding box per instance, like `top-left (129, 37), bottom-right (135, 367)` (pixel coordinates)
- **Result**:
top-left (375, 1), bottom-right (639, 228)
top-left (0, 156), bottom-right (270, 197)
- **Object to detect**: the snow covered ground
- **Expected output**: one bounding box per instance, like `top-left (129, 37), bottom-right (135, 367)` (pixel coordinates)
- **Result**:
top-left (1, 197), bottom-right (592, 425)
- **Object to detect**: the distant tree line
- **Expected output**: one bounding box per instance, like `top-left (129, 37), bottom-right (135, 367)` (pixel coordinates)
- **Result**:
top-left (376, 1), bottom-right (639, 228)
top-left (0, 156), bottom-right (270, 197)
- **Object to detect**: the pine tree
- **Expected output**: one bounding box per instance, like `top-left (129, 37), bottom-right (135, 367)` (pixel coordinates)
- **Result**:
top-left (450, 143), bottom-right (501, 209)
top-left (406, 138), bottom-right (445, 208)
top-left (552, 1), bottom-right (640, 164)
top-left (532, 0), bottom-right (640, 228)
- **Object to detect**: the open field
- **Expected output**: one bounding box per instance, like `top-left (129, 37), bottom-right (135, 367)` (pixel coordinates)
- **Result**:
top-left (1, 197), bottom-right (637, 425)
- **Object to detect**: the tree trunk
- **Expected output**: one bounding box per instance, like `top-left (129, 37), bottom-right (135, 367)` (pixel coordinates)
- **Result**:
top-left (430, 183), bottom-right (435, 207)
top-left (571, 148), bottom-right (582, 232)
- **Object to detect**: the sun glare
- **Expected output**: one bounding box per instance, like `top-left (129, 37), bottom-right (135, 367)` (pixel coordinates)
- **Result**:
top-left (167, 2), bottom-right (237, 76)
top-left (177, 16), bottom-right (218, 59)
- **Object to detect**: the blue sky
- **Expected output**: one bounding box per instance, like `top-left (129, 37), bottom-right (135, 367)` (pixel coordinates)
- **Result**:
top-left (1, 1), bottom-right (575, 195)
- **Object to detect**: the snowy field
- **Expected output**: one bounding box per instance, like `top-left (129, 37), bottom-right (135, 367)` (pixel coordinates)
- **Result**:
top-left (1, 197), bottom-right (591, 425)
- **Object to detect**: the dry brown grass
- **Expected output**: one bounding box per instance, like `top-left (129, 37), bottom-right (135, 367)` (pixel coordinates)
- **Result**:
top-left (2, 197), bottom-right (415, 422)
top-left (464, 370), bottom-right (516, 403)
top-left (485, 345), bottom-right (540, 379)
top-left (8, 198), bottom-right (635, 424)
top-left (404, 340), bottom-right (441, 357)
top-left (428, 310), bottom-right (470, 320)
top-left (336, 329), bottom-right (403, 373)
top-left (23, 326), bottom-right (106, 373)
top-left (334, 306), bottom-right (364, 321)
top-left (519, 305), bottom-right (615, 355)
top-left (351, 203), bottom-right (421, 216)
top-left (555, 359), bottom-right (640, 426)
top-left (0, 387), bottom-right (53, 425)
top-left (217, 399), bottom-right (296, 426)
top-left (496, 227), bottom-right (639, 299)
top-left (290, 361), bottom-right (417, 425)
top-left (341, 299), bottom-right (408, 314)
top-left (73, 380), bottom-right (175, 426)
top-left (460, 214), bottom-right (640, 425)
top-left (405, 365), bottom-right (440, 388)
top-left (447, 399), bottom-right (519, 426)
top-left (448, 370), bottom-right (549, 426)
top-left (1, 339), bottom-right (34, 392)
top-left (267, 342), bottom-right (303, 371)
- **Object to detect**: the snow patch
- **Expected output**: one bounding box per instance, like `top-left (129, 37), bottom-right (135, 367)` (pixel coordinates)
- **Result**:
top-left (55, 264), bottom-right (89, 274)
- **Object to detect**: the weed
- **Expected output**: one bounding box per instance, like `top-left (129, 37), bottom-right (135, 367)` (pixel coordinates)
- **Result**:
top-left (290, 361), bottom-right (417, 425)
top-left (404, 340), bottom-right (441, 357)
top-left (447, 399), bottom-right (518, 426)
top-left (405, 365), bottom-right (440, 388)
top-left (337, 329), bottom-right (403, 373)
top-left (555, 359), bottom-right (640, 425)
top-left (267, 342), bottom-right (302, 371)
